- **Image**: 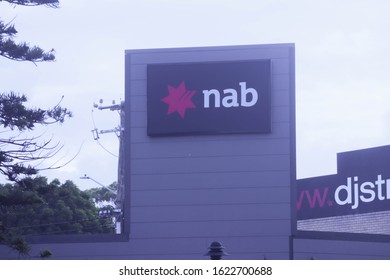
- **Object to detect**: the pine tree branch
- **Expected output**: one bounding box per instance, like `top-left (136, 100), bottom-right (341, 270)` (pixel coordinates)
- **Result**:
top-left (0, 20), bottom-right (17, 36)
top-left (0, 0), bottom-right (59, 8)
top-left (0, 39), bottom-right (56, 63)
top-left (0, 19), bottom-right (56, 63)
top-left (0, 92), bottom-right (72, 181)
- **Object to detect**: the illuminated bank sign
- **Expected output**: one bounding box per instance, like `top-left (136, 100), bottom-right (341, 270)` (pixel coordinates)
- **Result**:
top-left (297, 145), bottom-right (390, 220)
top-left (147, 60), bottom-right (271, 136)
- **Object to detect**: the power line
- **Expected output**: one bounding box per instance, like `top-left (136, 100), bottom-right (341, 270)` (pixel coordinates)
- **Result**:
top-left (90, 109), bottom-right (119, 158)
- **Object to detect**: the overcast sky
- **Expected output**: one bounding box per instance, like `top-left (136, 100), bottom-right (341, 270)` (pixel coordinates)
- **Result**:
top-left (2, 0), bottom-right (390, 189)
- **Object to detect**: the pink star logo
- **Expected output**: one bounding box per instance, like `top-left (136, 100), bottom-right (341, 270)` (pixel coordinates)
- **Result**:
top-left (161, 81), bottom-right (196, 118)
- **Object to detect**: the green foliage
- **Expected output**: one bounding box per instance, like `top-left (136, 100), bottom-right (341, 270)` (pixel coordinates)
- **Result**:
top-left (0, 0), bottom-right (80, 258)
top-left (0, 176), bottom-right (115, 257)
top-left (0, 177), bottom-right (115, 239)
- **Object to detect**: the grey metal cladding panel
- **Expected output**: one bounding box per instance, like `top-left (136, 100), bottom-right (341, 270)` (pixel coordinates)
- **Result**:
top-left (73, 239), bottom-right (287, 260)
top-left (20, 237), bottom-right (288, 259)
top-left (127, 45), bottom-right (292, 65)
top-left (131, 170), bottom-right (291, 190)
top-left (128, 236), bottom-right (289, 255)
top-left (272, 58), bottom-right (290, 74)
top-left (128, 95), bottom-right (146, 111)
top-left (131, 219), bottom-right (290, 238)
top-left (131, 154), bottom-right (290, 175)
top-left (128, 80), bottom-right (146, 96)
top-left (129, 64), bottom-right (146, 80)
top-left (131, 203), bottom-right (291, 222)
top-left (272, 74), bottom-right (290, 91)
top-left (230, 252), bottom-right (289, 260)
top-left (131, 187), bottom-right (290, 207)
top-left (225, 236), bottom-right (290, 254)
top-left (131, 138), bottom-right (290, 159)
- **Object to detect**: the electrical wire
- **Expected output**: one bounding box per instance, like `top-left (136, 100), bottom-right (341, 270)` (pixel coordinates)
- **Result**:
top-left (90, 109), bottom-right (118, 158)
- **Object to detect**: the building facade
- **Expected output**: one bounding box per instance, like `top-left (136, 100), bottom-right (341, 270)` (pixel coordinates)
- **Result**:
top-left (123, 44), bottom-right (296, 259)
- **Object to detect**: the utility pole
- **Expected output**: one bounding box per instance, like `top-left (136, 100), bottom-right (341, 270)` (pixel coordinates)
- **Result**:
top-left (92, 99), bottom-right (125, 210)
top-left (92, 99), bottom-right (123, 140)
top-left (89, 99), bottom-right (125, 234)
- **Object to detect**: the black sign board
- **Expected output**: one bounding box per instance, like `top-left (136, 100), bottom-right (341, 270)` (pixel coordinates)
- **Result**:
top-left (147, 60), bottom-right (271, 136)
top-left (297, 145), bottom-right (390, 220)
